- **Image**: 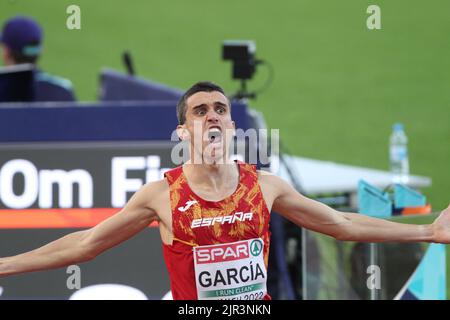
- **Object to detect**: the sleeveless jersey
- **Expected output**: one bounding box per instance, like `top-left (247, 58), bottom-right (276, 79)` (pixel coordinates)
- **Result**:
top-left (162, 161), bottom-right (271, 300)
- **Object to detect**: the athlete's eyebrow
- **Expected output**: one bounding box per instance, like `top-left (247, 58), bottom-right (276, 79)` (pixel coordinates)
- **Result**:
top-left (192, 104), bottom-right (207, 112)
top-left (214, 101), bottom-right (228, 108)
top-left (192, 101), bottom-right (228, 111)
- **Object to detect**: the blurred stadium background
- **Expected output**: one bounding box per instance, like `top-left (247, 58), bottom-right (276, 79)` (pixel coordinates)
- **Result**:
top-left (0, 0), bottom-right (449, 299)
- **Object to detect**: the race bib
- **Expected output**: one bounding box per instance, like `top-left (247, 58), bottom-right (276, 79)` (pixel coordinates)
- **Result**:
top-left (193, 238), bottom-right (267, 300)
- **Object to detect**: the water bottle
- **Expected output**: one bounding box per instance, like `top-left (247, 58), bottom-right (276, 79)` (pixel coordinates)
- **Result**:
top-left (389, 123), bottom-right (409, 183)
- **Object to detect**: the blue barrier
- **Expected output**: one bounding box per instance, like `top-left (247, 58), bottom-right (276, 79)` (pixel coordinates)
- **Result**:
top-left (0, 101), bottom-right (249, 142)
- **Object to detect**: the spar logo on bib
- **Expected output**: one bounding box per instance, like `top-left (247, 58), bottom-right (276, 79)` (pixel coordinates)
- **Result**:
top-left (195, 241), bottom-right (249, 264)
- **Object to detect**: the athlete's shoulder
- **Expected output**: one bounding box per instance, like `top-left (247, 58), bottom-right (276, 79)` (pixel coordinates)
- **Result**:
top-left (132, 179), bottom-right (170, 215)
top-left (256, 169), bottom-right (277, 180)
top-left (256, 170), bottom-right (291, 194)
top-left (256, 169), bottom-right (274, 176)
top-left (141, 178), bottom-right (170, 195)
top-left (162, 165), bottom-right (183, 183)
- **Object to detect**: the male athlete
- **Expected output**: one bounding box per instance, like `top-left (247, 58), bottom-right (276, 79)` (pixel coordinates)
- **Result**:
top-left (0, 81), bottom-right (449, 300)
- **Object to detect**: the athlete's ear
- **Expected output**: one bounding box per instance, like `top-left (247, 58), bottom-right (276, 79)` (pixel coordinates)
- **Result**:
top-left (231, 121), bottom-right (236, 136)
top-left (2, 45), bottom-right (14, 66)
top-left (176, 124), bottom-right (190, 141)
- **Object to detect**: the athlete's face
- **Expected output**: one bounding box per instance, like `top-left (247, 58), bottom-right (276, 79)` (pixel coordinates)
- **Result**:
top-left (178, 91), bottom-right (235, 164)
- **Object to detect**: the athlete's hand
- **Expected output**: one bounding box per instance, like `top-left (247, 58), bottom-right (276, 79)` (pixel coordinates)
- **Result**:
top-left (431, 205), bottom-right (450, 244)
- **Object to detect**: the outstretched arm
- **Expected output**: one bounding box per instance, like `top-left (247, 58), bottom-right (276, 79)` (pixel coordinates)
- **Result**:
top-left (264, 174), bottom-right (449, 243)
top-left (0, 181), bottom-right (161, 277)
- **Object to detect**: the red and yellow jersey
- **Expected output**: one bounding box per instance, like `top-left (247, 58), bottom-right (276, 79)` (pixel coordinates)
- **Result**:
top-left (162, 161), bottom-right (271, 300)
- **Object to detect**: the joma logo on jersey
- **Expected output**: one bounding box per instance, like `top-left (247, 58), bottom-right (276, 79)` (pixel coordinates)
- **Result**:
top-left (178, 200), bottom-right (198, 212)
top-left (191, 212), bottom-right (253, 229)
top-left (195, 241), bottom-right (249, 264)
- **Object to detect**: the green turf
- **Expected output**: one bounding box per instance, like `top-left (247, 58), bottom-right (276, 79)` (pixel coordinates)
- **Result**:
top-left (1, 0), bottom-right (449, 298)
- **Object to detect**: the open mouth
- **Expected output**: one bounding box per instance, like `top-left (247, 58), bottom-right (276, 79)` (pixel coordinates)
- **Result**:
top-left (207, 127), bottom-right (222, 144)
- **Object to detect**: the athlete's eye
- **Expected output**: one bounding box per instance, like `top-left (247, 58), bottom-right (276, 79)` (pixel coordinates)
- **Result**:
top-left (195, 108), bottom-right (206, 116)
top-left (216, 106), bottom-right (226, 114)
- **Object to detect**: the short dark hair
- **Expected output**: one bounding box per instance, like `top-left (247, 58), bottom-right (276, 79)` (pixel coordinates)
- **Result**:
top-left (7, 41), bottom-right (40, 64)
top-left (176, 81), bottom-right (229, 125)
top-left (10, 48), bottom-right (39, 64)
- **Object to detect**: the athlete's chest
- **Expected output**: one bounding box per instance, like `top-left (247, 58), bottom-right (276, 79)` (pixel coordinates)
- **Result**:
top-left (187, 183), bottom-right (238, 203)
top-left (175, 189), bottom-right (269, 246)
top-left (159, 179), bottom-right (273, 228)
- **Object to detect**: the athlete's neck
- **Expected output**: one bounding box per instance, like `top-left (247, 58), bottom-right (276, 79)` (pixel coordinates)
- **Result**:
top-left (182, 161), bottom-right (239, 193)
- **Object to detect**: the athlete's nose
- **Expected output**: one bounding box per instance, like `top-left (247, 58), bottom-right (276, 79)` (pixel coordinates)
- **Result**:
top-left (205, 109), bottom-right (219, 124)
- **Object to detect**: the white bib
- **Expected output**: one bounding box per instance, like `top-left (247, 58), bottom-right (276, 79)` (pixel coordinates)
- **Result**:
top-left (193, 238), bottom-right (267, 300)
